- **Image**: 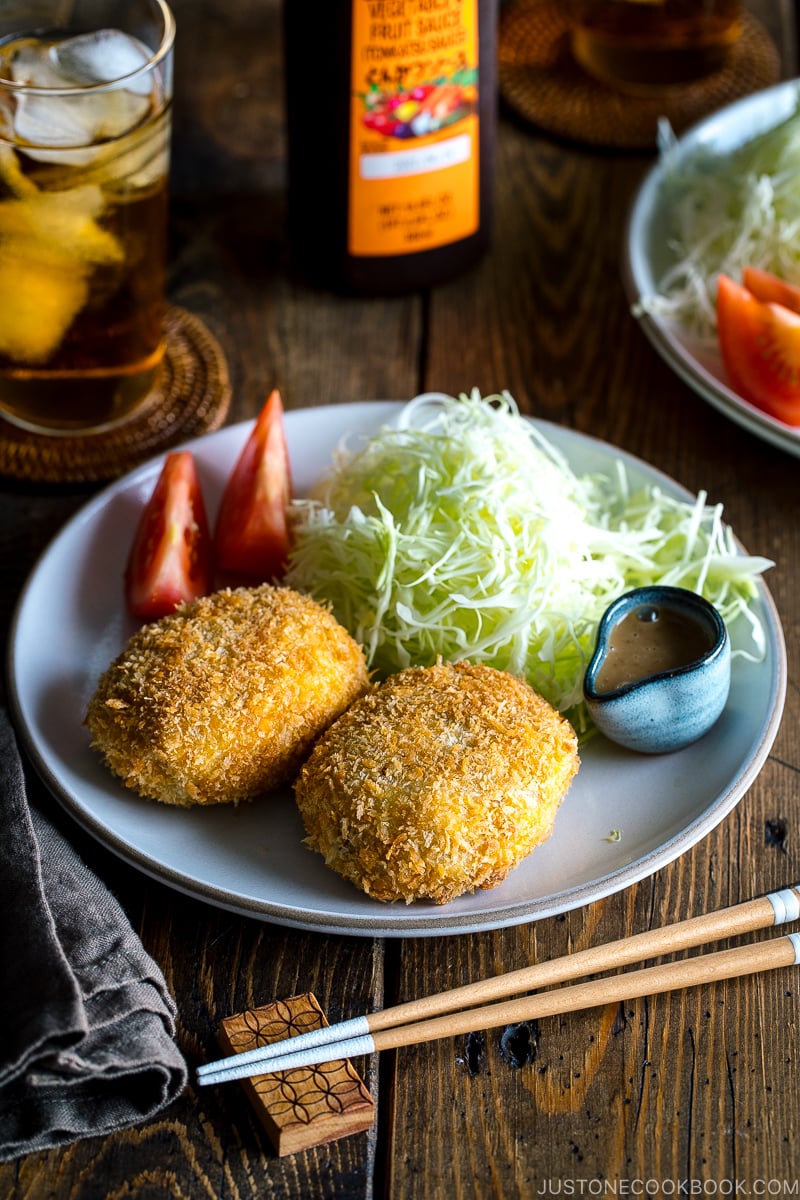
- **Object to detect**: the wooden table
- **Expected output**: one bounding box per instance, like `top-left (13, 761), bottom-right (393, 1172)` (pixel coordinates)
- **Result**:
top-left (2, 2), bottom-right (799, 1195)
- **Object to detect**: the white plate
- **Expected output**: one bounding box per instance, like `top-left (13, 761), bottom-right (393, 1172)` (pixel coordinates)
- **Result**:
top-left (623, 79), bottom-right (800, 458)
top-left (7, 402), bottom-right (787, 937)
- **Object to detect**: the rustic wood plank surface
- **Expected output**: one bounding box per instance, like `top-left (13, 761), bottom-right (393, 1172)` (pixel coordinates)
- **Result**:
top-left (1, 2), bottom-right (798, 1197)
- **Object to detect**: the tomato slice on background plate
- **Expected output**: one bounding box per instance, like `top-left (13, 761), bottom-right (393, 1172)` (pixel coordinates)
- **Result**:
top-left (124, 451), bottom-right (214, 619)
top-left (741, 266), bottom-right (800, 316)
top-left (716, 274), bottom-right (800, 428)
top-left (213, 389), bottom-right (293, 581)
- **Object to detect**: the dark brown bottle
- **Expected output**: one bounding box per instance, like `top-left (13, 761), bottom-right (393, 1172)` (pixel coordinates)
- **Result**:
top-left (284, 0), bottom-right (497, 294)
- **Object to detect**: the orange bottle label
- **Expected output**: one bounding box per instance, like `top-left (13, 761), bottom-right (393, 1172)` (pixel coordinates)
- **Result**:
top-left (348, 0), bottom-right (480, 258)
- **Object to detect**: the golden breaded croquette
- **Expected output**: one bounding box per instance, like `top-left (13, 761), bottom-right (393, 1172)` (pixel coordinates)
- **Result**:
top-left (294, 660), bottom-right (579, 904)
top-left (86, 585), bottom-right (371, 807)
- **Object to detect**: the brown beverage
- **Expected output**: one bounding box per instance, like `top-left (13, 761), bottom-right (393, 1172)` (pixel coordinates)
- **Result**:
top-left (571, 0), bottom-right (742, 90)
top-left (0, 11), bottom-right (173, 434)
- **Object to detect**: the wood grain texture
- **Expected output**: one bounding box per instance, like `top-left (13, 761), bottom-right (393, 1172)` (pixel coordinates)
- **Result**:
top-left (1, 0), bottom-right (798, 1197)
top-left (385, 848), bottom-right (800, 1195)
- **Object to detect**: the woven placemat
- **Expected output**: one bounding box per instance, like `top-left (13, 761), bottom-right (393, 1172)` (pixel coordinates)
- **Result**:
top-left (498, 3), bottom-right (782, 150)
top-left (0, 306), bottom-right (232, 485)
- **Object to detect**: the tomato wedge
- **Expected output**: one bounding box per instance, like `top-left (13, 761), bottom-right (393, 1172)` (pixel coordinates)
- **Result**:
top-left (214, 388), bottom-right (293, 581)
top-left (125, 451), bottom-right (214, 619)
top-left (716, 274), bottom-right (800, 427)
top-left (742, 266), bottom-right (800, 316)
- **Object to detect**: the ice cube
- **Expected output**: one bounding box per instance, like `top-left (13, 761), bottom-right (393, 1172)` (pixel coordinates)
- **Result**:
top-left (97, 112), bottom-right (171, 192)
top-left (14, 93), bottom-right (94, 149)
top-left (49, 30), bottom-right (154, 96)
top-left (8, 32), bottom-right (152, 163)
top-left (14, 85), bottom-right (150, 149)
top-left (9, 41), bottom-right (66, 89)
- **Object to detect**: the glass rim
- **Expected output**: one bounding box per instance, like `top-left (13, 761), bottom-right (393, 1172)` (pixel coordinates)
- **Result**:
top-left (0, 0), bottom-right (175, 96)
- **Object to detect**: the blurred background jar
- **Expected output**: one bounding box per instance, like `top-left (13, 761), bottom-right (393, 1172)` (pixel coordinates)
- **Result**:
top-left (571, 0), bottom-right (743, 89)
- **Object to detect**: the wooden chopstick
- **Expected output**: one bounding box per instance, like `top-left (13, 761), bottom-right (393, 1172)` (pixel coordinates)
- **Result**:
top-left (198, 931), bottom-right (800, 1084)
top-left (197, 884), bottom-right (800, 1086)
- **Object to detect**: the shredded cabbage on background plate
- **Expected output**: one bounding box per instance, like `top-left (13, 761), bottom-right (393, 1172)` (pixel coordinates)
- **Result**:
top-left (286, 392), bottom-right (771, 732)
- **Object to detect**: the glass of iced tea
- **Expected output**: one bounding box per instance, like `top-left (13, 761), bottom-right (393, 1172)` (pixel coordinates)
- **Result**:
top-left (571, 0), bottom-right (742, 91)
top-left (0, 0), bottom-right (174, 435)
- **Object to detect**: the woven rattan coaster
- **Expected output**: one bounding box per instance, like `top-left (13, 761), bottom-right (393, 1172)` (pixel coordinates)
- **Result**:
top-left (0, 306), bottom-right (232, 485)
top-left (498, 3), bottom-right (782, 150)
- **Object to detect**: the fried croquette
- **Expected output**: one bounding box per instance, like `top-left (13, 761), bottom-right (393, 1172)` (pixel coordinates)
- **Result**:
top-left (86, 585), bottom-right (371, 807)
top-left (294, 660), bottom-right (579, 905)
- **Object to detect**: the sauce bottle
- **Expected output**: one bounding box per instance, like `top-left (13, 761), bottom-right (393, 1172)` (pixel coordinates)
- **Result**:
top-left (284, 0), bottom-right (497, 293)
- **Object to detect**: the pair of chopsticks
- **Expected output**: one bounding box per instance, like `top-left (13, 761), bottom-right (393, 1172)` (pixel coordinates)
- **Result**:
top-left (196, 885), bottom-right (800, 1087)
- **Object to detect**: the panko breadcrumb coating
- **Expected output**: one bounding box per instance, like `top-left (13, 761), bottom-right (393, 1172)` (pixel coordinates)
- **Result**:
top-left (86, 585), bottom-right (370, 807)
top-left (294, 660), bottom-right (579, 904)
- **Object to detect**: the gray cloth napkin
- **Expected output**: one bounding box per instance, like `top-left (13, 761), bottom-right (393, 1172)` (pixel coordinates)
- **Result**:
top-left (0, 709), bottom-right (187, 1161)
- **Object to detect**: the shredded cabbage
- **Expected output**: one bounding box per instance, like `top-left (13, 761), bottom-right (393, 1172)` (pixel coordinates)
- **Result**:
top-left (285, 392), bottom-right (772, 732)
top-left (636, 103), bottom-right (800, 343)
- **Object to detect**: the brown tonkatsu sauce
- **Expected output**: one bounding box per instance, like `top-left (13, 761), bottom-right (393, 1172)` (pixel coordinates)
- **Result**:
top-left (594, 603), bottom-right (714, 693)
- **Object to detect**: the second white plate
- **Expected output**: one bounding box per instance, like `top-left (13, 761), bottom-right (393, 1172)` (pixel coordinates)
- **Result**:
top-left (623, 79), bottom-right (800, 458)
